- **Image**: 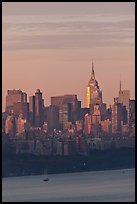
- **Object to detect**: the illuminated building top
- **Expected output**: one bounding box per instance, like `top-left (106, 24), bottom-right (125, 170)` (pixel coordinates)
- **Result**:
top-left (86, 61), bottom-right (102, 108)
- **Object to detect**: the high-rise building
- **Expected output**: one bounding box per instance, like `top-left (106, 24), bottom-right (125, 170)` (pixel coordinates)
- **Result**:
top-left (35, 89), bottom-right (44, 127)
top-left (121, 105), bottom-right (128, 125)
top-left (13, 102), bottom-right (29, 122)
top-left (5, 115), bottom-right (16, 137)
top-left (92, 105), bottom-right (101, 124)
top-left (6, 89), bottom-right (27, 113)
top-left (17, 114), bottom-right (27, 134)
top-left (84, 113), bottom-right (91, 135)
top-left (46, 105), bottom-right (59, 132)
top-left (63, 95), bottom-right (81, 122)
top-left (51, 96), bottom-right (64, 107)
top-left (118, 81), bottom-right (130, 122)
top-left (2, 112), bottom-right (8, 132)
top-left (101, 119), bottom-right (111, 134)
top-left (99, 103), bottom-right (107, 121)
top-left (129, 99), bottom-right (135, 135)
top-left (80, 108), bottom-right (90, 120)
top-left (76, 120), bottom-right (83, 132)
top-left (22, 92), bottom-right (27, 103)
top-left (51, 94), bottom-right (81, 125)
top-left (29, 96), bottom-right (35, 127)
top-left (112, 98), bottom-right (122, 134)
top-left (91, 105), bottom-right (101, 137)
top-left (59, 103), bottom-right (72, 129)
top-left (86, 62), bottom-right (102, 109)
top-left (106, 105), bottom-right (112, 121)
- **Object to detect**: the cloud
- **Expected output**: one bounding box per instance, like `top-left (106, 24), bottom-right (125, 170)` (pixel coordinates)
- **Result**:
top-left (2, 2), bottom-right (135, 16)
top-left (2, 7), bottom-right (135, 51)
top-left (2, 33), bottom-right (134, 51)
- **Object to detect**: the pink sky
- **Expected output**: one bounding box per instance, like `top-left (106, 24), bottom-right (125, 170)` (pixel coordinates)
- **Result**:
top-left (2, 2), bottom-right (135, 111)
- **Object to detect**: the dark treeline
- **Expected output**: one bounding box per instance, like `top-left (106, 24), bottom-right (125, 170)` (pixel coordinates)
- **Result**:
top-left (2, 148), bottom-right (135, 177)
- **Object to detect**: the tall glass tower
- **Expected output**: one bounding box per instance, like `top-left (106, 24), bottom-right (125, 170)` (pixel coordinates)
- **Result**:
top-left (86, 62), bottom-right (102, 109)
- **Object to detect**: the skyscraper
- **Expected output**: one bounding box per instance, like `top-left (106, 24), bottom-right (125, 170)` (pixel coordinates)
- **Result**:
top-left (6, 89), bottom-right (27, 113)
top-left (112, 98), bottom-right (122, 134)
top-left (84, 113), bottom-right (91, 135)
top-left (13, 102), bottom-right (29, 122)
top-left (51, 94), bottom-right (81, 126)
top-left (29, 96), bottom-right (35, 127)
top-left (5, 115), bottom-right (16, 137)
top-left (46, 105), bottom-right (59, 132)
top-left (118, 80), bottom-right (130, 122)
top-left (17, 114), bottom-right (27, 134)
top-left (92, 105), bottom-right (101, 125)
top-left (35, 89), bottom-right (44, 127)
top-left (129, 99), bottom-right (135, 136)
top-left (86, 62), bottom-right (102, 110)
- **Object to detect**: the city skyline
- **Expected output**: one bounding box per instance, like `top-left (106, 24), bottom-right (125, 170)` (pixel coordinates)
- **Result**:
top-left (2, 2), bottom-right (135, 111)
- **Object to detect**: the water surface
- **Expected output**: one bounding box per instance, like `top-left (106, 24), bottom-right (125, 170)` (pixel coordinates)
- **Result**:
top-left (2, 168), bottom-right (135, 202)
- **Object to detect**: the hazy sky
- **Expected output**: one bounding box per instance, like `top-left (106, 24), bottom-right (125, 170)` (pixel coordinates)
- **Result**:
top-left (2, 2), bottom-right (135, 111)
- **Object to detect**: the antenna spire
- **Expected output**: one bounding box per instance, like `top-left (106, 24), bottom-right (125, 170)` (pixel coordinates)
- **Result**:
top-left (91, 59), bottom-right (95, 79)
top-left (120, 80), bottom-right (122, 92)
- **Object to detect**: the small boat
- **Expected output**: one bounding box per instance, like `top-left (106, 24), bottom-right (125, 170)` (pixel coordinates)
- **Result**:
top-left (43, 168), bottom-right (49, 182)
top-left (43, 178), bottom-right (49, 182)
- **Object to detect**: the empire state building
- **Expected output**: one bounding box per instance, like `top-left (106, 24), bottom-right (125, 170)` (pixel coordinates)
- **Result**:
top-left (86, 62), bottom-right (102, 109)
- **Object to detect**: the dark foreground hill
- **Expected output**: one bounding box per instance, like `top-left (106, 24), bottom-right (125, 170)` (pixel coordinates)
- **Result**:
top-left (2, 147), bottom-right (135, 177)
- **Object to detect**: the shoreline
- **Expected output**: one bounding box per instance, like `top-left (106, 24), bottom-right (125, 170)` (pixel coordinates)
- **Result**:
top-left (2, 167), bottom-right (135, 179)
top-left (2, 147), bottom-right (135, 178)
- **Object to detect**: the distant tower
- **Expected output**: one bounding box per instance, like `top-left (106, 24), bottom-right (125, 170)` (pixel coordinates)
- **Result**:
top-left (118, 80), bottom-right (130, 123)
top-left (120, 80), bottom-right (122, 92)
top-left (5, 115), bottom-right (16, 137)
top-left (35, 89), bottom-right (44, 127)
top-left (112, 98), bottom-right (122, 134)
top-left (6, 89), bottom-right (27, 114)
top-left (29, 96), bottom-right (35, 127)
top-left (86, 61), bottom-right (102, 110)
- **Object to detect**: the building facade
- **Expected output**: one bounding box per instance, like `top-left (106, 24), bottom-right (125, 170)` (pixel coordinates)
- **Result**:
top-left (51, 94), bottom-right (81, 128)
top-left (5, 115), bottom-right (16, 137)
top-left (112, 98), bottom-right (122, 134)
top-left (13, 102), bottom-right (29, 122)
top-left (35, 89), bottom-right (44, 127)
top-left (29, 96), bottom-right (35, 127)
top-left (118, 81), bottom-right (130, 122)
top-left (86, 62), bottom-right (102, 109)
top-left (46, 105), bottom-right (59, 132)
top-left (17, 114), bottom-right (27, 134)
top-left (6, 89), bottom-right (27, 114)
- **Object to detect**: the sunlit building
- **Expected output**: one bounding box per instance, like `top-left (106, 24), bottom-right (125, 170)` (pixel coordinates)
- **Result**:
top-left (121, 124), bottom-right (129, 135)
top-left (59, 103), bottom-right (71, 129)
top-left (84, 113), bottom-right (91, 135)
top-left (6, 89), bottom-right (27, 114)
top-left (76, 120), bottom-right (83, 132)
top-left (118, 81), bottom-right (130, 122)
top-left (92, 105), bottom-right (101, 124)
top-left (51, 94), bottom-right (81, 127)
top-left (17, 114), bottom-right (27, 134)
top-left (101, 119), bottom-right (111, 133)
top-left (86, 62), bottom-right (102, 110)
top-left (13, 102), bottom-right (29, 122)
top-left (5, 115), bottom-right (16, 137)
top-left (112, 98), bottom-right (122, 134)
